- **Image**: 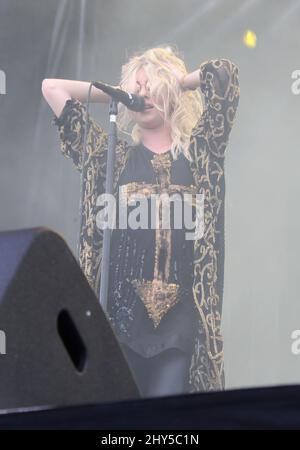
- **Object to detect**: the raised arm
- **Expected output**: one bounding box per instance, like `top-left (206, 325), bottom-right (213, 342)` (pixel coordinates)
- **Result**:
top-left (41, 79), bottom-right (113, 172)
top-left (42, 78), bottom-right (128, 173)
top-left (41, 78), bottom-right (115, 117)
top-left (191, 59), bottom-right (240, 158)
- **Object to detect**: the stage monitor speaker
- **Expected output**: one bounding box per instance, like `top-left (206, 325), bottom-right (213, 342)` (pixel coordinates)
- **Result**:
top-left (0, 227), bottom-right (140, 411)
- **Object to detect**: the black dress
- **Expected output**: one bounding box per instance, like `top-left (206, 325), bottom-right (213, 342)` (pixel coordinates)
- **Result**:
top-left (106, 143), bottom-right (199, 359)
top-left (52, 58), bottom-right (240, 391)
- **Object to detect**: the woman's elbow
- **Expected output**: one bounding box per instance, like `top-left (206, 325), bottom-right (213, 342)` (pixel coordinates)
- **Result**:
top-left (41, 78), bottom-right (55, 98)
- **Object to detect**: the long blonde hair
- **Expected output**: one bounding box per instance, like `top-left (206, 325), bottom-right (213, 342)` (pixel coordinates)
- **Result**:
top-left (117, 45), bottom-right (203, 161)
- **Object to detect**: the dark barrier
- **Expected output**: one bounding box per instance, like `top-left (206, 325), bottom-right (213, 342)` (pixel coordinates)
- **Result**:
top-left (1, 384), bottom-right (300, 429)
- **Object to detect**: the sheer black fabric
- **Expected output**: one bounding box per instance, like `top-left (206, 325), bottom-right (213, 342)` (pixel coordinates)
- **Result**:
top-left (106, 144), bottom-right (198, 358)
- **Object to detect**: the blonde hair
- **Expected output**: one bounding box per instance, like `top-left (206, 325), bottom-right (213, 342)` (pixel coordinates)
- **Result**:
top-left (117, 45), bottom-right (203, 161)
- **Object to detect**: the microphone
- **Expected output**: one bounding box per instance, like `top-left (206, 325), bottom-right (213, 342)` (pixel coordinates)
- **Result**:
top-left (92, 81), bottom-right (145, 112)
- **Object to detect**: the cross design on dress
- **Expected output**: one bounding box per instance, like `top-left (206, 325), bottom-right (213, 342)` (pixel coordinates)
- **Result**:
top-left (119, 152), bottom-right (197, 328)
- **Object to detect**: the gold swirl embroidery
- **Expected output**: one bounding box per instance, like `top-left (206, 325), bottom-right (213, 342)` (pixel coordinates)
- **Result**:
top-left (187, 59), bottom-right (240, 392)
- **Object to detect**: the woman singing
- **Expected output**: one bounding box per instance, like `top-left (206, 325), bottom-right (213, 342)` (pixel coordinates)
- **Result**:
top-left (42, 46), bottom-right (240, 397)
